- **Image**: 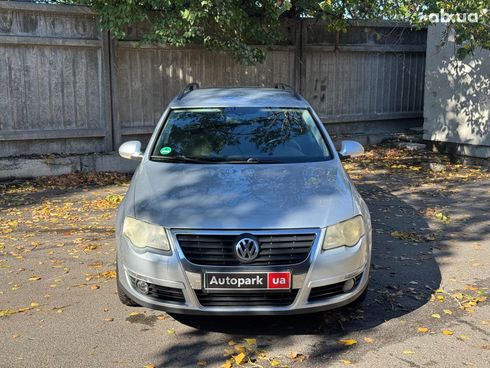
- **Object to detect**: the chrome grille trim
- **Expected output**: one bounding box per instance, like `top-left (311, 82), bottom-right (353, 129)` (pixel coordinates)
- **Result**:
top-left (174, 230), bottom-right (317, 267)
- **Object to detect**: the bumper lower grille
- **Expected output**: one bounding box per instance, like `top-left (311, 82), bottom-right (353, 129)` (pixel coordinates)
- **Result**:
top-left (308, 273), bottom-right (363, 302)
top-left (177, 233), bottom-right (316, 266)
top-left (195, 290), bottom-right (298, 307)
top-left (130, 276), bottom-right (185, 304)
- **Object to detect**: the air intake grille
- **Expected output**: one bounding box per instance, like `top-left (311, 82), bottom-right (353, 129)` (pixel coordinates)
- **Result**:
top-left (176, 233), bottom-right (316, 266)
top-left (195, 290), bottom-right (298, 307)
top-left (130, 276), bottom-right (185, 304)
top-left (308, 273), bottom-right (363, 302)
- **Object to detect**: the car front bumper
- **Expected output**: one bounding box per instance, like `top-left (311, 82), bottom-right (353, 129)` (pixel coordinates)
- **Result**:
top-left (116, 228), bottom-right (371, 315)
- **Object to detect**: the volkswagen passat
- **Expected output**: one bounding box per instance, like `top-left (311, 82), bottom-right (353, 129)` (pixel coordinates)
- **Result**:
top-left (116, 84), bottom-right (371, 315)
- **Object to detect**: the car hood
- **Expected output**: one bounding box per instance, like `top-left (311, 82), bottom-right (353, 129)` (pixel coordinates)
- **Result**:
top-left (132, 160), bottom-right (355, 229)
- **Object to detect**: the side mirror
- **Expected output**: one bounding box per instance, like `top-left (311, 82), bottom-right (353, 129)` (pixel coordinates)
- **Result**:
top-left (119, 140), bottom-right (144, 160)
top-left (338, 140), bottom-right (364, 159)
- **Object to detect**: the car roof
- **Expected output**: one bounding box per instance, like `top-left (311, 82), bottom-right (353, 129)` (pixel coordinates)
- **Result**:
top-left (168, 87), bottom-right (310, 109)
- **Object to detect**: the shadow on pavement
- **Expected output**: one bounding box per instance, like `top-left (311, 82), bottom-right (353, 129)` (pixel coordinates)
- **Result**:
top-left (155, 183), bottom-right (442, 367)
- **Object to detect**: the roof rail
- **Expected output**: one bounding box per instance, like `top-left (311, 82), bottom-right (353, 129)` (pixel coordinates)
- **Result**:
top-left (177, 82), bottom-right (200, 100)
top-left (274, 83), bottom-right (301, 100)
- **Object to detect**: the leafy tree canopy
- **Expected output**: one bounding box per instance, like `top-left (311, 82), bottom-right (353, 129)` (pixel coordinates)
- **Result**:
top-left (66, 1), bottom-right (489, 63)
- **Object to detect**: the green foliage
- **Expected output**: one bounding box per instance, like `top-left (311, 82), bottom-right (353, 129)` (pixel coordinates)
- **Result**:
top-left (61, 1), bottom-right (489, 64)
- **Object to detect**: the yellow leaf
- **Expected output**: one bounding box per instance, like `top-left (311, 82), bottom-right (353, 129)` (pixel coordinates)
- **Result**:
top-left (457, 335), bottom-right (470, 341)
top-left (228, 339), bottom-right (237, 346)
top-left (417, 327), bottom-right (429, 333)
top-left (129, 312), bottom-right (140, 316)
top-left (340, 359), bottom-right (352, 365)
top-left (167, 328), bottom-right (175, 335)
top-left (244, 338), bottom-right (256, 345)
top-left (0, 309), bottom-right (17, 317)
top-left (339, 339), bottom-right (357, 346)
top-left (233, 352), bottom-right (246, 365)
top-left (221, 359), bottom-right (233, 368)
top-left (197, 360), bottom-right (207, 366)
top-left (431, 313), bottom-right (441, 319)
top-left (144, 364), bottom-right (156, 368)
top-left (363, 337), bottom-right (374, 343)
top-left (234, 344), bottom-right (246, 353)
top-left (271, 359), bottom-right (282, 367)
top-left (30, 302), bottom-right (39, 308)
top-left (436, 295), bottom-right (444, 301)
top-left (443, 309), bottom-right (453, 315)
top-left (403, 350), bottom-right (415, 355)
top-left (29, 276), bottom-right (41, 281)
top-left (442, 329), bottom-right (453, 335)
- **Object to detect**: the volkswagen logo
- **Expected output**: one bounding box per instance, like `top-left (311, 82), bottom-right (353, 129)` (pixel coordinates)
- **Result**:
top-left (234, 236), bottom-right (260, 263)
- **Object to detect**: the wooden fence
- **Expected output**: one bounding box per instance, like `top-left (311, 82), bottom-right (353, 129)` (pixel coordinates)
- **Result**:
top-left (0, 1), bottom-right (427, 157)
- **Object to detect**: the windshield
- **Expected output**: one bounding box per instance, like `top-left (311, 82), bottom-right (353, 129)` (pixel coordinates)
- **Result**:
top-left (151, 107), bottom-right (331, 163)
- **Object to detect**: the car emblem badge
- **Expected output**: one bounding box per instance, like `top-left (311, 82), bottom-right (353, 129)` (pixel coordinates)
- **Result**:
top-left (235, 236), bottom-right (260, 263)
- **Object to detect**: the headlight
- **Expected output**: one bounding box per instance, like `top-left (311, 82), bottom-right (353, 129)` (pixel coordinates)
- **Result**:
top-left (323, 216), bottom-right (365, 250)
top-left (122, 217), bottom-right (170, 251)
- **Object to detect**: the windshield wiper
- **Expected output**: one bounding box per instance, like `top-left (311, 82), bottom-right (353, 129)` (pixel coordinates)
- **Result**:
top-left (221, 158), bottom-right (285, 164)
top-left (150, 155), bottom-right (219, 164)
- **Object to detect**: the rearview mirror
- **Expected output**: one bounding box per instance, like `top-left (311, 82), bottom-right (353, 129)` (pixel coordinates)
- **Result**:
top-left (338, 140), bottom-right (364, 159)
top-left (119, 141), bottom-right (144, 160)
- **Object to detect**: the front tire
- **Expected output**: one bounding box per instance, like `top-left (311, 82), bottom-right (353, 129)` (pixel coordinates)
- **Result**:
top-left (117, 279), bottom-right (139, 307)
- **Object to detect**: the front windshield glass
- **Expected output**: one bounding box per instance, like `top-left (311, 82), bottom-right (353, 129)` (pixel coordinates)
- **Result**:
top-left (151, 107), bottom-right (331, 163)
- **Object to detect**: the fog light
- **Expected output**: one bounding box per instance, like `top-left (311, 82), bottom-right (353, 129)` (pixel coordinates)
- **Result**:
top-left (342, 278), bottom-right (356, 292)
top-left (136, 280), bottom-right (149, 294)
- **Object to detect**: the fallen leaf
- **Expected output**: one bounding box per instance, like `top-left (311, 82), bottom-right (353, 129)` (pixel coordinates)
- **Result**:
top-left (417, 327), bottom-right (429, 333)
top-left (29, 276), bottom-right (41, 281)
top-left (144, 364), bottom-right (156, 368)
top-left (288, 351), bottom-right (306, 361)
top-left (228, 340), bottom-right (237, 346)
top-left (221, 359), bottom-right (233, 368)
top-left (0, 309), bottom-right (17, 317)
top-left (431, 313), bottom-right (441, 319)
top-left (244, 338), bottom-right (256, 345)
top-left (167, 328), bottom-right (175, 335)
top-left (129, 312), bottom-right (141, 316)
top-left (104, 317), bottom-right (114, 322)
top-left (270, 359), bottom-right (282, 367)
top-left (30, 302), bottom-right (39, 308)
top-left (233, 352), bottom-right (246, 365)
top-left (457, 335), bottom-right (470, 341)
top-left (363, 337), bottom-right (374, 343)
top-left (90, 284), bottom-right (100, 290)
top-left (442, 329), bottom-right (453, 335)
top-left (403, 350), bottom-right (415, 355)
top-left (339, 339), bottom-right (357, 346)
top-left (443, 309), bottom-right (453, 315)
top-left (234, 344), bottom-right (246, 353)
top-left (340, 359), bottom-right (352, 365)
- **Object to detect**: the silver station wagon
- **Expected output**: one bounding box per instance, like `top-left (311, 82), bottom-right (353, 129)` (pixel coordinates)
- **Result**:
top-left (116, 84), bottom-right (371, 315)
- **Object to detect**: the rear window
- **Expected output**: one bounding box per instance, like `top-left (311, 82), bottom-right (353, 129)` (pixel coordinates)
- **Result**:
top-left (151, 107), bottom-right (331, 164)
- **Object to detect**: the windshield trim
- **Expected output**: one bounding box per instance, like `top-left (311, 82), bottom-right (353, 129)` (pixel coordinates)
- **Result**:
top-left (148, 106), bottom-right (334, 164)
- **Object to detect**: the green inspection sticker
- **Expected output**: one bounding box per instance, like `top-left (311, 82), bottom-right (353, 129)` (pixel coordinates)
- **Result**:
top-left (160, 146), bottom-right (172, 155)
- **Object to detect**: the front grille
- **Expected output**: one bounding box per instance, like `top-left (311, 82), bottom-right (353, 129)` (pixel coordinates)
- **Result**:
top-left (130, 276), bottom-right (185, 304)
top-left (308, 273), bottom-right (363, 302)
top-left (195, 290), bottom-right (298, 307)
top-left (177, 233), bottom-right (316, 266)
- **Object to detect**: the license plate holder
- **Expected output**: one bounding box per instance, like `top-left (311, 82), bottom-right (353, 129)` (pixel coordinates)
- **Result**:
top-left (203, 272), bottom-right (291, 291)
